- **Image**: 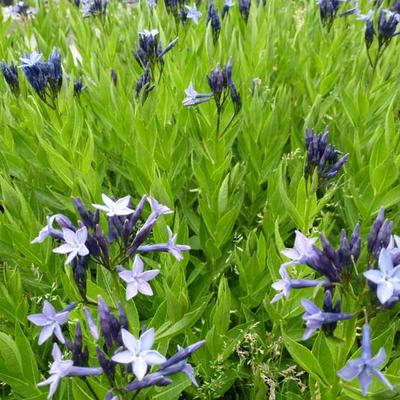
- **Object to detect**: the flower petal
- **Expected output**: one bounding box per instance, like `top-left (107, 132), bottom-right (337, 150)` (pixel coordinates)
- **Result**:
top-left (38, 324), bottom-right (55, 345)
top-left (379, 249), bottom-right (393, 275)
top-left (377, 281), bottom-right (394, 304)
top-left (137, 281), bottom-right (153, 296)
top-left (121, 329), bottom-right (139, 353)
top-left (28, 313), bottom-right (50, 326)
top-left (139, 328), bottom-right (155, 351)
top-left (53, 244), bottom-right (74, 254)
top-left (132, 357), bottom-right (148, 381)
top-left (364, 269), bottom-right (383, 284)
top-left (111, 350), bottom-right (135, 364)
top-left (143, 350), bottom-right (166, 365)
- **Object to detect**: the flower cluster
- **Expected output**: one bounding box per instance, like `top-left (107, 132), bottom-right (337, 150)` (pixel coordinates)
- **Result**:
top-left (28, 297), bottom-right (204, 399)
top-left (132, 29), bottom-right (178, 97)
top-left (270, 207), bottom-right (400, 395)
top-left (133, 29), bottom-right (178, 72)
top-left (81, 0), bottom-right (108, 17)
top-left (32, 194), bottom-right (190, 298)
top-left (304, 127), bottom-right (349, 184)
top-left (1, 60), bottom-right (19, 95)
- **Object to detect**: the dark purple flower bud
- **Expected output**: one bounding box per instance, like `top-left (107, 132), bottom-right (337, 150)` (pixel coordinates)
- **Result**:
top-left (118, 302), bottom-right (129, 331)
top-left (1, 61), bottom-right (19, 95)
top-left (159, 38), bottom-right (179, 59)
top-left (72, 198), bottom-right (94, 229)
top-left (82, 0), bottom-right (108, 17)
top-left (304, 127), bottom-right (348, 182)
top-left (161, 340), bottom-right (206, 369)
top-left (305, 247), bottom-right (340, 283)
top-left (98, 295), bottom-right (113, 349)
top-left (322, 290), bottom-right (342, 335)
top-left (350, 223), bottom-right (361, 261)
top-left (368, 208), bottom-right (385, 253)
top-left (71, 256), bottom-right (89, 297)
top-left (392, 0), bottom-right (400, 13)
top-left (238, 0), bottom-right (251, 21)
top-left (135, 63), bottom-right (155, 98)
top-left (73, 77), bottom-right (87, 96)
top-left (20, 52), bottom-right (48, 99)
top-left (96, 346), bottom-right (115, 384)
top-left (365, 19), bottom-right (375, 49)
top-left (338, 229), bottom-right (352, 267)
top-left (107, 217), bottom-right (119, 242)
top-left (95, 224), bottom-right (109, 263)
top-left (180, 5), bottom-right (188, 23)
top-left (47, 47), bottom-right (63, 97)
top-left (378, 8), bottom-right (399, 44)
top-left (318, 0), bottom-right (340, 26)
top-left (229, 81), bottom-right (241, 113)
top-left (109, 313), bottom-right (122, 346)
top-left (111, 69), bottom-right (117, 85)
top-left (207, 1), bottom-right (221, 42)
top-left (127, 195), bottom-right (147, 233)
top-left (86, 233), bottom-right (101, 258)
top-left (127, 214), bottom-right (157, 256)
top-left (320, 234), bottom-right (341, 271)
top-left (126, 372), bottom-right (172, 391)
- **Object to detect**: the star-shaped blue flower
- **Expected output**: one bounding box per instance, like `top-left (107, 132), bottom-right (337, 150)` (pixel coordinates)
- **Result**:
top-left (27, 301), bottom-right (75, 345)
top-left (338, 324), bottom-right (393, 396)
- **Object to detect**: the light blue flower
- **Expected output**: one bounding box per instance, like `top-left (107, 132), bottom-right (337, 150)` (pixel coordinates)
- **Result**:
top-left (112, 328), bottom-right (166, 380)
top-left (364, 249), bottom-right (400, 304)
top-left (38, 343), bottom-right (102, 399)
top-left (28, 301), bottom-right (75, 345)
top-left (138, 226), bottom-right (190, 260)
top-left (186, 4), bottom-right (202, 24)
top-left (271, 266), bottom-right (325, 303)
top-left (301, 299), bottom-right (352, 340)
top-left (338, 324), bottom-right (393, 396)
top-left (118, 255), bottom-right (160, 299)
top-left (52, 226), bottom-right (89, 264)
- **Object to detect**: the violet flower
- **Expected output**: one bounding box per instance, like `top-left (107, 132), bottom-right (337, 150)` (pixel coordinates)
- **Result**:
top-left (92, 194), bottom-right (134, 217)
top-left (53, 227), bottom-right (89, 264)
top-left (271, 266), bottom-right (326, 303)
top-left (281, 231), bottom-right (318, 267)
top-left (186, 4), bottom-right (202, 23)
top-left (28, 301), bottom-right (75, 345)
top-left (112, 328), bottom-right (166, 380)
top-left (38, 343), bottom-right (102, 399)
top-left (338, 324), bottom-right (393, 396)
top-left (364, 249), bottom-right (400, 304)
top-left (118, 255), bottom-right (160, 299)
top-left (301, 299), bottom-right (352, 340)
top-left (138, 226), bottom-right (191, 260)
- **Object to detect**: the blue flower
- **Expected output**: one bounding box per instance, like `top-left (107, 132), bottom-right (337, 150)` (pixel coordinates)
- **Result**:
top-left (301, 299), bottom-right (352, 340)
top-left (338, 324), bottom-right (393, 396)
top-left (182, 83), bottom-right (212, 106)
top-left (27, 301), bottom-right (75, 345)
top-left (112, 328), bottom-right (166, 380)
top-left (38, 343), bottom-right (102, 399)
top-left (271, 266), bottom-right (326, 303)
top-left (52, 226), bottom-right (90, 264)
top-left (364, 249), bottom-right (400, 304)
top-left (186, 4), bottom-right (202, 24)
top-left (117, 255), bottom-right (160, 299)
top-left (281, 230), bottom-right (318, 267)
top-left (138, 226), bottom-right (191, 260)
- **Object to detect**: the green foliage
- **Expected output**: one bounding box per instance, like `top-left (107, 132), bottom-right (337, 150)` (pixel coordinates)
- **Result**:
top-left (1, 0), bottom-right (400, 398)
